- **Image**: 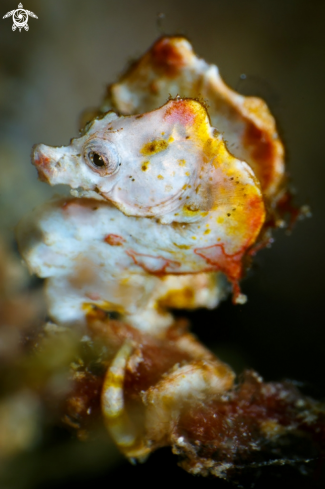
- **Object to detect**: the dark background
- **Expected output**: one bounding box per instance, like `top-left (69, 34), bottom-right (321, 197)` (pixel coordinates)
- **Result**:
top-left (0, 0), bottom-right (324, 487)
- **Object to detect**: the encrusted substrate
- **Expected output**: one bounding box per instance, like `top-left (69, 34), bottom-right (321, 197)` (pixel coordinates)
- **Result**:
top-left (63, 314), bottom-right (325, 480)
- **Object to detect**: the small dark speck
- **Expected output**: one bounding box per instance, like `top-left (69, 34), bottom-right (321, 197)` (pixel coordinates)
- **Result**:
top-left (107, 311), bottom-right (121, 320)
top-left (76, 154), bottom-right (81, 157)
top-left (227, 213), bottom-right (231, 217)
top-left (186, 136), bottom-right (190, 139)
top-left (92, 207), bottom-right (98, 211)
top-left (129, 176), bottom-right (132, 178)
top-left (232, 208), bottom-right (236, 211)
top-left (119, 163), bottom-right (121, 166)
top-left (132, 178), bottom-right (135, 181)
top-left (230, 177), bottom-right (234, 180)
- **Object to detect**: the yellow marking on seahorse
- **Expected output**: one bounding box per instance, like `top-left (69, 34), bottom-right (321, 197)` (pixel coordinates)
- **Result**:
top-left (101, 341), bottom-right (151, 462)
top-left (140, 139), bottom-right (169, 156)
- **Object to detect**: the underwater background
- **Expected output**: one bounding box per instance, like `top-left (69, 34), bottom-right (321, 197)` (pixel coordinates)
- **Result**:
top-left (0, 0), bottom-right (324, 487)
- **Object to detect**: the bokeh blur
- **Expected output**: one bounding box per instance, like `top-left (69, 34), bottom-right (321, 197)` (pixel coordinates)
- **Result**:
top-left (0, 0), bottom-right (324, 487)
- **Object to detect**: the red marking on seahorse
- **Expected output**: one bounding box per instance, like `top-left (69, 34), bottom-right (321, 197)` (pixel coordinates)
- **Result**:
top-left (33, 152), bottom-right (52, 183)
top-left (33, 152), bottom-right (51, 169)
top-left (164, 99), bottom-right (196, 126)
top-left (126, 250), bottom-right (180, 275)
top-left (151, 37), bottom-right (186, 78)
top-left (194, 244), bottom-right (245, 303)
top-left (243, 122), bottom-right (276, 192)
top-left (104, 234), bottom-right (125, 246)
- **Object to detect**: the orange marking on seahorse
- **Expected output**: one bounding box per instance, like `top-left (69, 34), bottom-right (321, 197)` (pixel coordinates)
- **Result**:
top-left (151, 37), bottom-right (186, 78)
top-left (104, 234), bottom-right (126, 246)
top-left (126, 250), bottom-right (180, 275)
top-left (194, 243), bottom-right (245, 303)
top-left (164, 99), bottom-right (197, 126)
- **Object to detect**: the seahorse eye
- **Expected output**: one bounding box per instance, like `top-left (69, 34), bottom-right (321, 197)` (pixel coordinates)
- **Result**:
top-left (84, 139), bottom-right (120, 176)
top-left (89, 151), bottom-right (106, 168)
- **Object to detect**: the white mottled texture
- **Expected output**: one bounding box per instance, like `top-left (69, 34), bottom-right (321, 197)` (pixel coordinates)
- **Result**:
top-left (18, 99), bottom-right (265, 332)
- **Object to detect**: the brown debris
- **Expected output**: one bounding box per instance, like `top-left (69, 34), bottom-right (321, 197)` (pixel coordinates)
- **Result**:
top-left (61, 314), bottom-right (325, 480)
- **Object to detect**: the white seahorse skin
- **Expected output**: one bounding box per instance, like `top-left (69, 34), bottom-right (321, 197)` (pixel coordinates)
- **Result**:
top-left (17, 197), bottom-right (227, 333)
top-left (31, 99), bottom-right (264, 256)
top-left (32, 99), bottom-right (264, 226)
top-left (104, 37), bottom-right (285, 202)
top-left (21, 99), bottom-right (265, 331)
top-left (142, 359), bottom-right (235, 444)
